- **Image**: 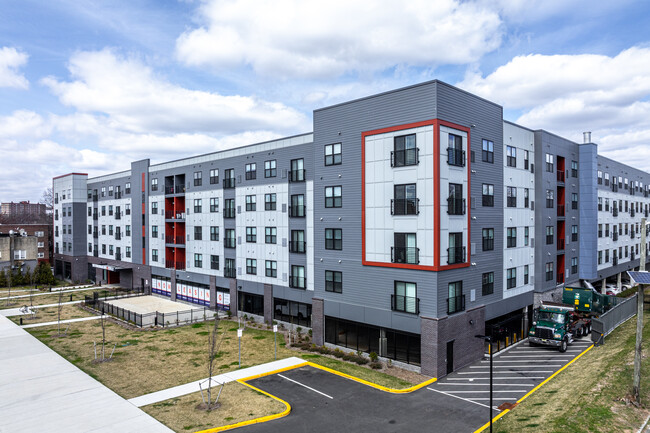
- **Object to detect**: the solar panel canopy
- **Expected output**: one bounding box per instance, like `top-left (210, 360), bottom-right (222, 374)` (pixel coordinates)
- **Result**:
top-left (628, 271), bottom-right (650, 285)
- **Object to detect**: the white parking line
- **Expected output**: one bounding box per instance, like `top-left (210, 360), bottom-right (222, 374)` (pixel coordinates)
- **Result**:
top-left (458, 370), bottom-right (554, 374)
top-left (445, 377), bottom-right (545, 381)
top-left (499, 354), bottom-right (574, 358)
top-left (436, 383), bottom-right (534, 387)
top-left (470, 365), bottom-right (563, 369)
top-left (482, 360), bottom-right (568, 363)
top-left (277, 374), bottom-right (333, 399)
top-left (471, 398), bottom-right (517, 401)
top-left (427, 387), bottom-right (500, 412)
top-left (444, 390), bottom-right (529, 393)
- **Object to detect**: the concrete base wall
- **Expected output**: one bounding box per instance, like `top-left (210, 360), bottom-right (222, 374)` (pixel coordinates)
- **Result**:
top-left (311, 297), bottom-right (324, 346)
top-left (264, 284), bottom-right (273, 324)
top-left (54, 254), bottom-right (88, 283)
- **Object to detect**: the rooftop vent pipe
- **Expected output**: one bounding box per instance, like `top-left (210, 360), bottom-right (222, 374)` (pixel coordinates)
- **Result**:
top-left (583, 131), bottom-right (591, 143)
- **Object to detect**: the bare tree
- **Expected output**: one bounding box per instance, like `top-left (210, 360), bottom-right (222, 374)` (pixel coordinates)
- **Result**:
top-left (57, 290), bottom-right (64, 335)
top-left (101, 314), bottom-right (106, 360)
top-left (200, 317), bottom-right (226, 411)
top-left (40, 187), bottom-right (53, 212)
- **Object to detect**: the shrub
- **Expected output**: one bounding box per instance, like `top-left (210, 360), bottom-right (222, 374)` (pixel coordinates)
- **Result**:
top-left (308, 329), bottom-right (312, 337)
top-left (296, 326), bottom-right (302, 335)
top-left (369, 352), bottom-right (378, 362)
top-left (332, 349), bottom-right (345, 358)
top-left (370, 362), bottom-right (382, 369)
top-left (354, 356), bottom-right (369, 365)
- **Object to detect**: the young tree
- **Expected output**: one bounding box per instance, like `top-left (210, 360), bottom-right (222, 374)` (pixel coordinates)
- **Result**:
top-left (202, 317), bottom-right (226, 410)
top-left (0, 270), bottom-right (6, 288)
top-left (57, 290), bottom-right (64, 336)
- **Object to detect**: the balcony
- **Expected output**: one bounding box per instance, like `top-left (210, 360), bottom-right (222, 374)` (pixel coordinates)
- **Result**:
top-left (165, 260), bottom-right (175, 269)
top-left (557, 204), bottom-right (565, 217)
top-left (613, 207), bottom-right (618, 217)
top-left (115, 233), bottom-right (121, 241)
top-left (93, 250), bottom-right (98, 257)
top-left (612, 184), bottom-right (618, 192)
top-left (115, 213), bottom-right (121, 220)
top-left (224, 267), bottom-right (237, 278)
top-left (447, 198), bottom-right (466, 215)
top-left (632, 252), bottom-right (636, 261)
top-left (613, 257), bottom-right (618, 266)
top-left (391, 198), bottom-right (419, 216)
top-left (115, 253), bottom-right (121, 261)
top-left (631, 232), bottom-right (635, 239)
top-left (93, 214), bottom-right (98, 220)
top-left (165, 235), bottom-right (174, 244)
top-left (175, 261), bottom-right (186, 270)
top-left (391, 148), bottom-right (419, 167)
top-left (289, 169), bottom-right (306, 182)
top-left (613, 232), bottom-right (619, 241)
top-left (289, 241), bottom-right (306, 253)
top-left (557, 171), bottom-right (565, 183)
top-left (225, 238), bottom-right (236, 248)
top-left (447, 246), bottom-right (466, 265)
top-left (245, 171), bottom-right (256, 180)
top-left (557, 238), bottom-right (565, 250)
top-left (447, 295), bottom-right (465, 315)
top-left (289, 205), bottom-right (306, 218)
top-left (92, 194), bottom-right (98, 201)
top-left (446, 148), bottom-right (465, 167)
top-left (175, 236), bottom-right (185, 245)
top-left (557, 273), bottom-right (564, 284)
top-left (391, 246), bottom-right (420, 264)
top-left (631, 209), bottom-right (636, 217)
top-left (224, 208), bottom-right (236, 218)
top-left (391, 294), bottom-right (420, 315)
top-left (165, 186), bottom-right (175, 195)
top-left (223, 178), bottom-right (236, 189)
top-left (289, 276), bottom-right (306, 289)
top-left (93, 232), bottom-right (98, 239)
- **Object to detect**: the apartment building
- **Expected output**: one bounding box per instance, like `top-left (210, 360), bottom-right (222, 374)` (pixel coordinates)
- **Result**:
top-left (53, 80), bottom-right (650, 377)
top-left (0, 224), bottom-right (51, 264)
top-left (1, 201), bottom-right (46, 219)
top-left (0, 232), bottom-right (38, 274)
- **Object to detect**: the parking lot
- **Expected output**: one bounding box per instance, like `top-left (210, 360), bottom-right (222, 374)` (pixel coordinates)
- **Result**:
top-left (237, 337), bottom-right (594, 433)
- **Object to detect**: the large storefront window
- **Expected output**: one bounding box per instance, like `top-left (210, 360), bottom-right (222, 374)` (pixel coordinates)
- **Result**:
top-left (274, 298), bottom-right (311, 327)
top-left (238, 292), bottom-right (264, 316)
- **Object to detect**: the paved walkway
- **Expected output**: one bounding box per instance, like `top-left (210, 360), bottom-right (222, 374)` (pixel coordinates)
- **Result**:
top-left (129, 356), bottom-right (306, 407)
top-left (0, 285), bottom-right (97, 301)
top-left (1, 300), bottom-right (83, 317)
top-left (21, 315), bottom-right (103, 328)
top-left (0, 314), bottom-right (173, 433)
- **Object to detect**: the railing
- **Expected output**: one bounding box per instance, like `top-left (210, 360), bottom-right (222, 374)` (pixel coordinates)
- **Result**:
top-left (613, 257), bottom-right (618, 265)
top-left (631, 232), bottom-right (635, 239)
top-left (391, 198), bottom-right (419, 215)
top-left (447, 246), bottom-right (466, 265)
top-left (115, 213), bottom-right (121, 220)
top-left (115, 233), bottom-right (121, 240)
top-left (631, 252), bottom-right (636, 261)
top-left (557, 238), bottom-right (565, 250)
top-left (92, 194), bottom-right (98, 201)
top-left (557, 204), bottom-right (565, 217)
top-left (223, 178), bottom-right (236, 189)
top-left (224, 267), bottom-right (236, 278)
top-left (175, 185), bottom-right (185, 194)
top-left (175, 236), bottom-right (185, 245)
top-left (612, 184), bottom-right (618, 192)
top-left (613, 232), bottom-right (619, 241)
top-left (224, 208), bottom-right (236, 218)
top-left (613, 207), bottom-right (618, 217)
top-left (245, 171), bottom-right (256, 180)
top-left (165, 210), bottom-right (174, 219)
top-left (446, 148), bottom-right (465, 167)
top-left (289, 276), bottom-right (306, 289)
top-left (289, 205), bottom-right (306, 217)
top-left (93, 232), bottom-right (98, 239)
top-left (391, 148), bottom-right (419, 167)
top-left (631, 209), bottom-right (636, 217)
top-left (225, 238), bottom-right (236, 248)
top-left (165, 186), bottom-right (175, 194)
top-left (391, 246), bottom-right (419, 264)
top-left (115, 253), bottom-right (121, 261)
top-left (289, 241), bottom-right (306, 253)
top-left (165, 260), bottom-right (175, 269)
top-left (557, 171), bottom-right (565, 182)
top-left (482, 195), bottom-right (494, 207)
top-left (447, 198), bottom-right (466, 215)
top-left (447, 295), bottom-right (465, 315)
top-left (93, 213), bottom-right (98, 220)
top-left (557, 273), bottom-right (564, 284)
top-left (391, 294), bottom-right (420, 314)
top-left (175, 261), bottom-right (186, 270)
top-left (289, 169), bottom-right (306, 182)
top-left (592, 293), bottom-right (637, 344)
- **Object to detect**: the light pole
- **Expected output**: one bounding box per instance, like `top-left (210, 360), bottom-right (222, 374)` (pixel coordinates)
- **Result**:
top-left (475, 333), bottom-right (494, 433)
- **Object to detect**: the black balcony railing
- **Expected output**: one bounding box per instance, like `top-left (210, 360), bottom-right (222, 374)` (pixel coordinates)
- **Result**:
top-left (165, 186), bottom-right (174, 194)
top-left (223, 178), bottom-right (236, 189)
top-left (613, 232), bottom-right (619, 241)
top-left (165, 260), bottom-right (174, 269)
top-left (446, 148), bottom-right (465, 167)
top-left (289, 276), bottom-right (306, 289)
top-left (391, 294), bottom-right (420, 314)
top-left (613, 257), bottom-right (618, 265)
top-left (225, 238), bottom-right (236, 248)
top-left (557, 204), bottom-right (565, 217)
top-left (175, 185), bottom-right (185, 194)
top-left (612, 184), bottom-right (618, 192)
top-left (245, 171), bottom-right (256, 180)
top-left (175, 236), bottom-right (185, 245)
top-left (391, 198), bottom-right (419, 215)
top-left (557, 273), bottom-right (564, 284)
top-left (557, 171), bottom-right (565, 182)
top-left (289, 169), bottom-right (306, 182)
top-left (93, 232), bottom-right (98, 239)
top-left (289, 205), bottom-right (306, 217)
top-left (224, 208), bottom-right (236, 218)
top-left (447, 295), bottom-right (465, 315)
top-left (175, 261), bottom-right (186, 270)
top-left (631, 209), bottom-right (636, 217)
top-left (391, 148), bottom-right (419, 167)
top-left (447, 246), bottom-right (466, 265)
top-left (482, 195), bottom-right (494, 207)
top-left (93, 214), bottom-right (98, 220)
top-left (447, 197), bottom-right (466, 215)
top-left (557, 238), bottom-right (565, 250)
top-left (115, 253), bottom-right (121, 261)
top-left (115, 233), bottom-right (121, 240)
top-left (613, 207), bottom-right (618, 217)
top-left (289, 241), bottom-right (306, 253)
top-left (115, 213), bottom-right (121, 220)
top-left (631, 231), bottom-right (635, 239)
top-left (391, 246), bottom-right (419, 264)
top-left (632, 252), bottom-right (636, 261)
top-left (93, 250), bottom-right (98, 257)
top-left (92, 194), bottom-right (98, 201)
top-left (224, 267), bottom-right (237, 278)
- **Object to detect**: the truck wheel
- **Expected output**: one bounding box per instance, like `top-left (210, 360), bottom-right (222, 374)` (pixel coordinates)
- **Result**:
top-left (559, 338), bottom-right (568, 353)
top-left (576, 327), bottom-right (582, 338)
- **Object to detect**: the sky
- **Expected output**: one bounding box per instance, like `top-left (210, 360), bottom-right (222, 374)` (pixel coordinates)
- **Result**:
top-left (2, 0), bottom-right (650, 203)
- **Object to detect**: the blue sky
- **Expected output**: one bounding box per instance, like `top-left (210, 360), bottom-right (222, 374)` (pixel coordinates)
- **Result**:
top-left (2, 0), bottom-right (650, 202)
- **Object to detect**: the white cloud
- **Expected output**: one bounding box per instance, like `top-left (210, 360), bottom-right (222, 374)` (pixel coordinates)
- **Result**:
top-left (0, 47), bottom-right (29, 89)
top-left (176, 0), bottom-right (503, 79)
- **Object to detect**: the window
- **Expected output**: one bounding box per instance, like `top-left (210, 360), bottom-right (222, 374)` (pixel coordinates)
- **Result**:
top-left (101, 206), bottom-right (106, 216)
top-left (101, 225), bottom-right (106, 235)
top-left (126, 225), bottom-right (131, 236)
top-left (290, 230), bottom-right (306, 253)
top-left (392, 134), bottom-right (418, 167)
top-left (265, 227), bottom-right (277, 244)
top-left (571, 257), bottom-right (578, 274)
top-left (125, 182), bottom-right (131, 194)
top-left (193, 171), bottom-right (202, 186)
top-left (108, 225), bottom-right (114, 236)
top-left (524, 188), bottom-right (529, 208)
top-left (482, 272), bottom-right (494, 296)
top-left (223, 168), bottom-right (235, 188)
top-left (570, 160), bottom-right (578, 177)
top-left (394, 281), bottom-right (417, 313)
top-left (109, 245), bottom-right (113, 256)
top-left (209, 168), bottom-right (219, 184)
top-left (194, 226), bottom-right (202, 240)
top-left (151, 225), bottom-right (157, 238)
top-left (193, 199), bottom-right (202, 213)
top-left (101, 187), bottom-right (106, 197)
top-left (264, 160), bottom-right (276, 177)
top-left (108, 185), bottom-right (114, 196)
top-left (246, 258), bottom-right (257, 275)
top-left (507, 267), bottom-right (516, 289)
top-left (482, 228), bottom-right (494, 251)
top-left (604, 172), bottom-right (610, 186)
top-left (88, 206), bottom-right (92, 217)
top-left (211, 255), bottom-right (219, 270)
top-left (604, 198), bottom-right (609, 211)
top-left (88, 242), bottom-right (92, 253)
top-left (224, 198), bottom-right (235, 218)
top-left (507, 227), bottom-right (517, 248)
top-left (524, 226), bottom-right (529, 246)
top-left (265, 260), bottom-right (277, 278)
top-left (598, 224), bottom-right (603, 238)
top-left (246, 227), bottom-right (257, 243)
top-left (545, 153), bottom-right (554, 172)
top-left (393, 184), bottom-right (418, 215)
top-left (524, 150), bottom-right (529, 170)
top-left (210, 226), bottom-right (219, 241)
top-left (152, 202), bottom-right (158, 214)
top-left (598, 197), bottom-right (603, 211)
top-left (245, 163), bottom-right (256, 180)
top-left (447, 133), bottom-right (464, 167)
top-left (325, 143), bottom-right (342, 166)
top-left (506, 146), bottom-right (516, 167)
top-left (448, 183), bottom-right (465, 215)
top-left (546, 226), bottom-right (554, 244)
top-left (290, 194), bottom-right (305, 217)
top-left (393, 233), bottom-right (417, 264)
top-left (210, 197), bottom-right (219, 212)
top-left (545, 262), bottom-right (554, 281)
top-left (597, 170), bottom-right (603, 184)
top-left (571, 193), bottom-right (578, 210)
top-left (598, 250), bottom-right (603, 265)
top-left (152, 249), bottom-right (158, 262)
top-left (225, 229), bottom-right (236, 248)
top-left (265, 193), bottom-right (277, 211)
top-left (125, 204), bottom-right (130, 215)
top-left (325, 228), bottom-right (342, 250)
top-left (448, 232), bottom-right (464, 264)
top-left (524, 265), bottom-right (529, 285)
top-left (194, 253), bottom-right (203, 268)
top-left (482, 139), bottom-right (494, 163)
top-left (289, 158), bottom-right (305, 182)
top-left (546, 190), bottom-right (554, 208)
top-left (323, 270), bottom-right (343, 293)
top-left (245, 195), bottom-right (256, 211)
top-left (225, 258), bottom-right (236, 278)
top-left (482, 184), bottom-right (494, 207)
top-left (447, 281), bottom-right (464, 314)
top-left (108, 205), bottom-right (113, 216)
top-left (507, 186), bottom-right (517, 207)
top-left (325, 186), bottom-right (342, 208)
top-left (151, 178), bottom-right (158, 191)
top-left (605, 224), bottom-right (610, 237)
top-left (290, 265), bottom-right (305, 289)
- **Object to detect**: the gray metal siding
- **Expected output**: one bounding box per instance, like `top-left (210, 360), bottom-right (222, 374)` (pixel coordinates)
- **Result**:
top-left (578, 143), bottom-right (598, 280)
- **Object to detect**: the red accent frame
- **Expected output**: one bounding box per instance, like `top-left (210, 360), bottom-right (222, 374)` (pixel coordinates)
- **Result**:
top-left (52, 172), bottom-right (87, 180)
top-left (141, 172), bottom-right (146, 265)
top-left (361, 119), bottom-right (471, 271)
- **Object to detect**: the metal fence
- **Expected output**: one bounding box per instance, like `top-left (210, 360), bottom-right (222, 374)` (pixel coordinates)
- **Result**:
top-left (591, 293), bottom-right (638, 344)
top-left (155, 309), bottom-right (218, 327)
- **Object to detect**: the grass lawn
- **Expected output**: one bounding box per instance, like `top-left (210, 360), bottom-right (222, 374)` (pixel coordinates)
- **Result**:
top-left (142, 382), bottom-right (285, 433)
top-left (494, 306), bottom-right (650, 433)
top-left (0, 287), bottom-right (119, 309)
top-left (9, 304), bottom-right (96, 325)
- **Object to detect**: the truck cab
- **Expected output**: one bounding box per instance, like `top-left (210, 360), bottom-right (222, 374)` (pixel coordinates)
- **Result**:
top-left (529, 305), bottom-right (573, 352)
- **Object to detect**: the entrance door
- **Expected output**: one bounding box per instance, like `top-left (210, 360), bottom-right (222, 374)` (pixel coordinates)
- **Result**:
top-left (446, 340), bottom-right (454, 374)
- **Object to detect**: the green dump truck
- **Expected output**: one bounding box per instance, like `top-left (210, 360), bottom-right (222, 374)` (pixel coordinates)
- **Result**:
top-left (528, 286), bottom-right (618, 352)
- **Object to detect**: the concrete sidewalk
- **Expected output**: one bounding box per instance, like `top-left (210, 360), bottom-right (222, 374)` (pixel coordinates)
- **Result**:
top-left (0, 314), bottom-right (172, 433)
top-left (0, 285), bottom-right (97, 301)
top-left (129, 356), bottom-right (306, 407)
top-left (21, 315), bottom-right (102, 328)
top-left (1, 300), bottom-right (83, 317)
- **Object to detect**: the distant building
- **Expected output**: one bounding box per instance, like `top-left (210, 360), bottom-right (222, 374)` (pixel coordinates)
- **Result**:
top-left (0, 232), bottom-right (38, 275)
top-left (1, 201), bottom-right (46, 219)
top-left (0, 224), bottom-right (51, 264)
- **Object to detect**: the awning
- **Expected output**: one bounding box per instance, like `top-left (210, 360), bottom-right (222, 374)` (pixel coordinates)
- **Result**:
top-left (92, 263), bottom-right (127, 272)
